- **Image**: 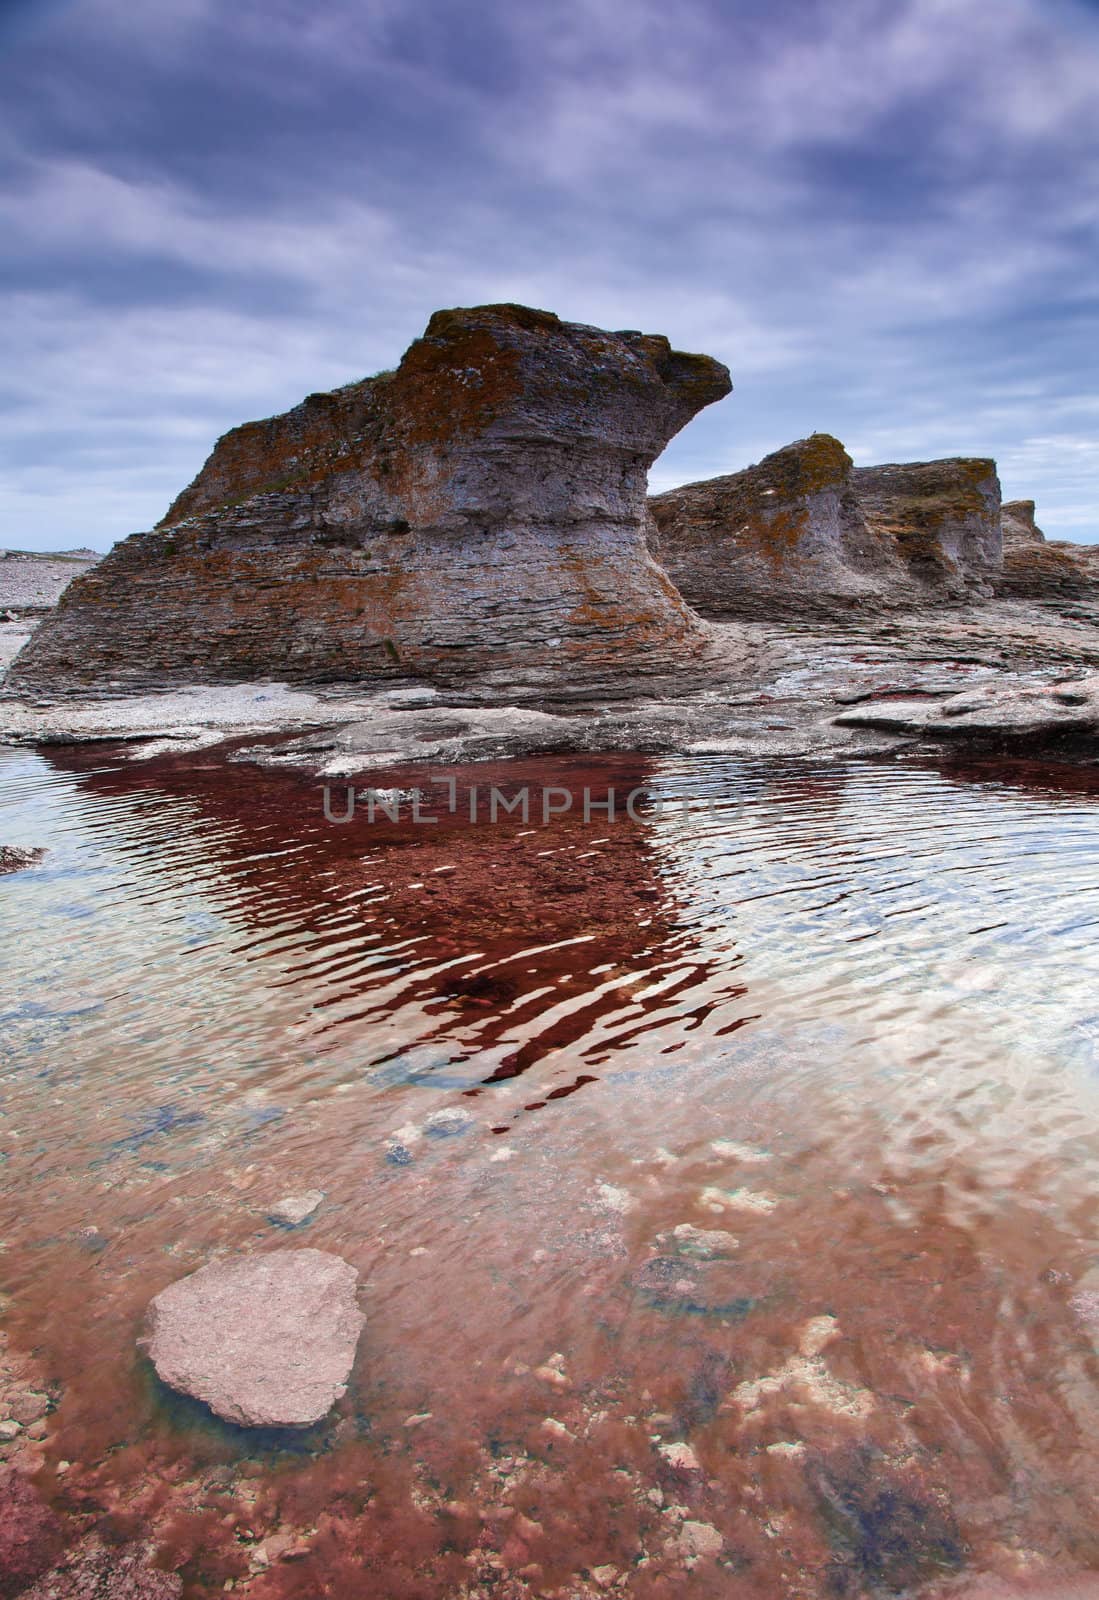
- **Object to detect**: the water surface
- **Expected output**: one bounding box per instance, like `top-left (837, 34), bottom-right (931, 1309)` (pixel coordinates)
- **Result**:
top-left (2, 743), bottom-right (1099, 1597)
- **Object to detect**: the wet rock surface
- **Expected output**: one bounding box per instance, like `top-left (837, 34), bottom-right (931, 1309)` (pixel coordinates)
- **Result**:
top-left (140, 1250), bottom-right (364, 1427)
top-left (8, 305), bottom-right (730, 695)
top-left (0, 1468), bottom-right (62, 1596)
top-left (0, 845), bottom-right (44, 874)
top-left (3, 594), bottom-right (1099, 769)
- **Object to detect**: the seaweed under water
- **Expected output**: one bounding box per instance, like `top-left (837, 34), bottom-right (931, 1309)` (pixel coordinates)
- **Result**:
top-left (2, 743), bottom-right (1099, 1598)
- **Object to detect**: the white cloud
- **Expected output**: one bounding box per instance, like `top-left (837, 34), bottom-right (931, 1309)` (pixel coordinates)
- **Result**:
top-left (1, 0), bottom-right (1098, 546)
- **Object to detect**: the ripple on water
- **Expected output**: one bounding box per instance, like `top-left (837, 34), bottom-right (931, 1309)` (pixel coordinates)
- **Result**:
top-left (3, 742), bottom-right (1099, 1594)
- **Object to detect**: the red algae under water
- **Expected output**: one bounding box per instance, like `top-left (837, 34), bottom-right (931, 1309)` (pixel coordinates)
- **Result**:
top-left (2, 745), bottom-right (1099, 1597)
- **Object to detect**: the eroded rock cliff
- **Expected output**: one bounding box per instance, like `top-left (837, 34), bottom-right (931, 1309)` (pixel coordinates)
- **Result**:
top-left (8, 306), bottom-right (730, 693)
top-left (649, 439), bottom-right (1002, 620)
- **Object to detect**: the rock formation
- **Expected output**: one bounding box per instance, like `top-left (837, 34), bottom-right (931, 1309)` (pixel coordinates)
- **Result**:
top-left (9, 305), bottom-right (730, 694)
top-left (1001, 499), bottom-right (1046, 548)
top-left (140, 1249), bottom-right (364, 1427)
top-left (851, 458), bottom-right (1001, 596)
top-left (996, 500), bottom-right (1099, 604)
top-left (649, 433), bottom-right (904, 619)
top-left (649, 438), bottom-right (1002, 620)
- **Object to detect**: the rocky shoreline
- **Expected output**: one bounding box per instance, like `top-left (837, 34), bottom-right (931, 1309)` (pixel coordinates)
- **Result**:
top-left (3, 597), bottom-right (1097, 776)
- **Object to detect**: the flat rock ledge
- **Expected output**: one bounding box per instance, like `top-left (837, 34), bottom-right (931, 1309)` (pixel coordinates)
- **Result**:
top-left (834, 672), bottom-right (1099, 742)
top-left (140, 1248), bottom-right (363, 1428)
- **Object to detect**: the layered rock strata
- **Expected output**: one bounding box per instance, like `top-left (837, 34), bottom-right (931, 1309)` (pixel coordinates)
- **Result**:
top-left (8, 306), bottom-right (730, 693)
top-left (649, 438), bottom-right (1002, 620)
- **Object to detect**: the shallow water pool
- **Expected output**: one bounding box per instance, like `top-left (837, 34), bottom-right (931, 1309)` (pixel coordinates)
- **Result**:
top-left (2, 743), bottom-right (1099, 1597)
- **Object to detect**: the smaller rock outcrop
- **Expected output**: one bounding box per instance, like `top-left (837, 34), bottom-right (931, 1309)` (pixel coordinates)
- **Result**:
top-left (1001, 499), bottom-right (1046, 548)
top-left (141, 1249), bottom-right (363, 1427)
top-left (852, 458), bottom-right (1001, 597)
top-left (649, 434), bottom-right (903, 619)
top-left (996, 500), bottom-right (1099, 604)
top-left (649, 439), bottom-right (1001, 620)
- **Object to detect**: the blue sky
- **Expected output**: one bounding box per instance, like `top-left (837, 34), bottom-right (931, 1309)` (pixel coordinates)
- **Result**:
top-left (1, 0), bottom-right (1097, 550)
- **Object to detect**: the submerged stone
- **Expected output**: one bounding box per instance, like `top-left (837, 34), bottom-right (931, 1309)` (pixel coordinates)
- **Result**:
top-left (140, 1248), bottom-right (363, 1428)
top-left (267, 1190), bottom-right (324, 1227)
top-left (0, 845), bottom-right (44, 875)
top-left (21, 1539), bottom-right (183, 1599)
top-left (0, 1467), bottom-right (62, 1594)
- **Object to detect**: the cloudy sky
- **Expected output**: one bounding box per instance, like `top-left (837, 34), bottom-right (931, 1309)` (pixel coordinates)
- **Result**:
top-left (1, 0), bottom-right (1097, 550)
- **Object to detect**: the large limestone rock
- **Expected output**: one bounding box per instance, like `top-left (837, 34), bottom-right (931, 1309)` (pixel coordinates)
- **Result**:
top-left (649, 433), bottom-right (904, 619)
top-left (9, 305), bottom-right (730, 693)
top-left (140, 1249), bottom-right (364, 1428)
top-left (649, 439), bottom-right (1002, 620)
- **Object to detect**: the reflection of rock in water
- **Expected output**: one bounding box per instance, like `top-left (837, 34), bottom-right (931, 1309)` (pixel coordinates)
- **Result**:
top-left (40, 745), bottom-right (697, 1093)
